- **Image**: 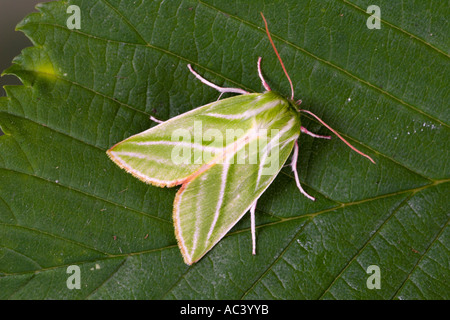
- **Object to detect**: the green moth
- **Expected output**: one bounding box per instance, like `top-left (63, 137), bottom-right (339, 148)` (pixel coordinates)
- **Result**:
top-left (107, 13), bottom-right (375, 265)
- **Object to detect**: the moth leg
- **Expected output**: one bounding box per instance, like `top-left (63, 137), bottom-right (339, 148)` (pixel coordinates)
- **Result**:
top-left (187, 64), bottom-right (249, 95)
top-left (149, 116), bottom-right (164, 124)
top-left (292, 140), bottom-right (315, 201)
top-left (216, 92), bottom-right (224, 101)
top-left (250, 200), bottom-right (257, 255)
top-left (257, 57), bottom-right (271, 91)
top-left (301, 126), bottom-right (331, 139)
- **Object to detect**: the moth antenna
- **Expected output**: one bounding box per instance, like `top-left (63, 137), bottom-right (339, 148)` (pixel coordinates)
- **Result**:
top-left (257, 57), bottom-right (271, 91)
top-left (217, 92), bottom-right (225, 101)
top-left (300, 109), bottom-right (376, 164)
top-left (260, 12), bottom-right (294, 100)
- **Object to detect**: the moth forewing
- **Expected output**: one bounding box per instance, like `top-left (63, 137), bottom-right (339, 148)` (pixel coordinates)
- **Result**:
top-left (106, 94), bottom-right (260, 187)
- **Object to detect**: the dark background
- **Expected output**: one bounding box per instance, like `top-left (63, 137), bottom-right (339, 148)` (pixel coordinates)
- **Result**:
top-left (0, 1), bottom-right (51, 135)
top-left (0, 0), bottom-right (51, 96)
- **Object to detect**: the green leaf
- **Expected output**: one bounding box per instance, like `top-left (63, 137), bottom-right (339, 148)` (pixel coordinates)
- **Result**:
top-left (0, 0), bottom-right (448, 299)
